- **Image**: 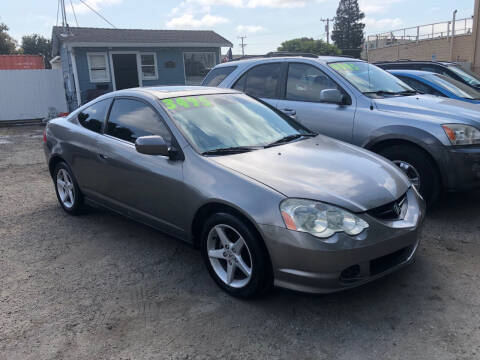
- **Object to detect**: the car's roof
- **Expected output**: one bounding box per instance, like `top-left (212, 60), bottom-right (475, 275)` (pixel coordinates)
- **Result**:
top-left (114, 86), bottom-right (240, 99)
top-left (376, 60), bottom-right (455, 66)
top-left (213, 55), bottom-right (363, 68)
top-left (387, 69), bottom-right (436, 77)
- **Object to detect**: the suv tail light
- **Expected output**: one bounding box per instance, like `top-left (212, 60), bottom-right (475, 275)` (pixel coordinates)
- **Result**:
top-left (43, 128), bottom-right (47, 143)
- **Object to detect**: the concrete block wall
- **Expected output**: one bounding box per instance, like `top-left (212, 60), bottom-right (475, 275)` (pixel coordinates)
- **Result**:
top-left (365, 35), bottom-right (474, 64)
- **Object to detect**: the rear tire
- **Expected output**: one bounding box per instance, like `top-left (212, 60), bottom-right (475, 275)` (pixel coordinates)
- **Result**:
top-left (200, 213), bottom-right (272, 298)
top-left (378, 145), bottom-right (441, 205)
top-left (53, 162), bottom-right (86, 215)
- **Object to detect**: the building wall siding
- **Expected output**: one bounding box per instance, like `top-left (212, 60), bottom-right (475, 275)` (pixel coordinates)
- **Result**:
top-left (70, 46), bottom-right (220, 105)
top-left (365, 35), bottom-right (474, 66)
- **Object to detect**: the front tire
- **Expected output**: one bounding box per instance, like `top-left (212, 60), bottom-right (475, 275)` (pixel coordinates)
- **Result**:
top-left (200, 213), bottom-right (272, 298)
top-left (53, 162), bottom-right (85, 215)
top-left (378, 145), bottom-right (441, 205)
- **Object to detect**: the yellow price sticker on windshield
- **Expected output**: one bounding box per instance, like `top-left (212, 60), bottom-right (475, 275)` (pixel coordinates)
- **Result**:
top-left (162, 96), bottom-right (212, 111)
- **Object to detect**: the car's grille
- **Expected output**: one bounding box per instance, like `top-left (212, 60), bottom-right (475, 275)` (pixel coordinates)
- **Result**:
top-left (367, 193), bottom-right (408, 221)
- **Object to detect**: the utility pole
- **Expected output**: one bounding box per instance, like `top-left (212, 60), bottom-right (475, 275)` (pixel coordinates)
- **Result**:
top-left (238, 36), bottom-right (247, 56)
top-left (320, 18), bottom-right (334, 44)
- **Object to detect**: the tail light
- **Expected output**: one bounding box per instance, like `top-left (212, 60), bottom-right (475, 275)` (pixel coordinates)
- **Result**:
top-left (43, 127), bottom-right (47, 143)
top-left (58, 112), bottom-right (69, 117)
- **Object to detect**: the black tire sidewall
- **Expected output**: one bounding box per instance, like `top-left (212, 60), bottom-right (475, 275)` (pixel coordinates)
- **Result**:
top-left (200, 213), bottom-right (271, 298)
top-left (379, 145), bottom-right (440, 204)
top-left (53, 162), bottom-right (84, 215)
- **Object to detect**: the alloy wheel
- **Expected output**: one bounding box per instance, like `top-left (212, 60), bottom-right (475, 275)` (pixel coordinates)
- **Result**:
top-left (206, 224), bottom-right (253, 288)
top-left (56, 168), bottom-right (75, 209)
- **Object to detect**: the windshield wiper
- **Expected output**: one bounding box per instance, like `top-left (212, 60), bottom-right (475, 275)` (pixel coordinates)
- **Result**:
top-left (265, 133), bottom-right (317, 148)
top-left (363, 90), bottom-right (419, 97)
top-left (363, 90), bottom-right (400, 96)
top-left (201, 146), bottom-right (260, 156)
top-left (397, 89), bottom-right (420, 95)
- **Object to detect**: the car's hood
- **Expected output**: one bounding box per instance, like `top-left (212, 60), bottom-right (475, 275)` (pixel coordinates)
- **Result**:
top-left (210, 136), bottom-right (410, 213)
top-left (373, 95), bottom-right (480, 125)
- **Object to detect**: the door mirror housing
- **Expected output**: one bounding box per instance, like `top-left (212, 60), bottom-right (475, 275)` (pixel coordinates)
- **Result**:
top-left (320, 89), bottom-right (344, 104)
top-left (135, 135), bottom-right (170, 156)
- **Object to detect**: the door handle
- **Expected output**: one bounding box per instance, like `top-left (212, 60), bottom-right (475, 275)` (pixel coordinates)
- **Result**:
top-left (98, 154), bottom-right (109, 160)
top-left (281, 108), bottom-right (297, 119)
top-left (282, 108), bottom-right (296, 115)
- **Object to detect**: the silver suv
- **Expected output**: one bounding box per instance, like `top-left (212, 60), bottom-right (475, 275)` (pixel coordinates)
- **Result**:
top-left (204, 55), bottom-right (480, 203)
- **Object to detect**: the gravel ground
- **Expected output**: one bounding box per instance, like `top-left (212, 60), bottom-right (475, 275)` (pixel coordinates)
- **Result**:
top-left (1, 125), bottom-right (479, 360)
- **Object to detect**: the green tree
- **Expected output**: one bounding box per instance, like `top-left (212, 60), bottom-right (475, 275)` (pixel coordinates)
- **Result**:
top-left (331, 0), bottom-right (365, 58)
top-left (0, 23), bottom-right (17, 54)
top-left (21, 34), bottom-right (52, 66)
top-left (277, 37), bottom-right (341, 56)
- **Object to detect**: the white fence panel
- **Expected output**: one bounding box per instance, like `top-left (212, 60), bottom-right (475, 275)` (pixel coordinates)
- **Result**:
top-left (0, 69), bottom-right (67, 121)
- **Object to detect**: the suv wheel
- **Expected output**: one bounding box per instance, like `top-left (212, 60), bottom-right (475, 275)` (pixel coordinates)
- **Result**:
top-left (200, 213), bottom-right (272, 298)
top-left (53, 162), bottom-right (85, 215)
top-left (379, 145), bottom-right (441, 205)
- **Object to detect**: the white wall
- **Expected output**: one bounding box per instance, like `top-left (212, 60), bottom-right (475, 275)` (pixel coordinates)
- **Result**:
top-left (0, 69), bottom-right (68, 121)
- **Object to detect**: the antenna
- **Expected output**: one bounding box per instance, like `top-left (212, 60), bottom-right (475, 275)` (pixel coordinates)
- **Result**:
top-left (58, 0), bottom-right (72, 37)
top-left (238, 36), bottom-right (247, 56)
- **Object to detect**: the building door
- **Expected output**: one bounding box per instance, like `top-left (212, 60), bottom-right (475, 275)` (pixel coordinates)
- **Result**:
top-left (112, 54), bottom-right (139, 90)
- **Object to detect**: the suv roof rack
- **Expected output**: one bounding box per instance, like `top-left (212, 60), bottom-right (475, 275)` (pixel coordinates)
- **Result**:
top-left (265, 52), bottom-right (319, 58)
top-left (228, 52), bottom-right (355, 63)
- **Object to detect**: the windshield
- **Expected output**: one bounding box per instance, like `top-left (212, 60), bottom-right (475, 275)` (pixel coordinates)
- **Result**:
top-left (328, 61), bottom-right (414, 97)
top-left (423, 73), bottom-right (480, 100)
top-left (447, 65), bottom-right (480, 87)
top-left (160, 94), bottom-right (312, 154)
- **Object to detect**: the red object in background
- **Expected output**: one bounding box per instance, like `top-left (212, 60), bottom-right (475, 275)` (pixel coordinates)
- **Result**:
top-left (0, 55), bottom-right (45, 70)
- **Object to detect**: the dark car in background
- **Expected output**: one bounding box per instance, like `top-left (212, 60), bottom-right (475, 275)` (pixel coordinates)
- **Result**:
top-left (375, 61), bottom-right (480, 91)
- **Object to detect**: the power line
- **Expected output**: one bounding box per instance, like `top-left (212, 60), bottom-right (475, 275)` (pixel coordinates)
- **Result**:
top-left (77, 0), bottom-right (116, 28)
top-left (69, 0), bottom-right (79, 26)
top-left (238, 36), bottom-right (247, 56)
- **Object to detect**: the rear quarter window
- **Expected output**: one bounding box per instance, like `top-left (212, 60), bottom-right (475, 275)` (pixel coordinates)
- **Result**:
top-left (202, 66), bottom-right (237, 86)
top-left (77, 99), bottom-right (110, 133)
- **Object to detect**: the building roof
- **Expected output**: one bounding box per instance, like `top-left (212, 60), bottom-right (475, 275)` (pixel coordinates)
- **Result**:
top-left (51, 26), bottom-right (233, 55)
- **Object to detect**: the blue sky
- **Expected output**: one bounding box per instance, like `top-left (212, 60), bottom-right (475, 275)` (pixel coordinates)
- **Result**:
top-left (1, 0), bottom-right (475, 54)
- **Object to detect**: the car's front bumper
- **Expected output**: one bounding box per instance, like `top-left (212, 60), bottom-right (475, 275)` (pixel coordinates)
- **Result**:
top-left (444, 146), bottom-right (480, 191)
top-left (260, 188), bottom-right (425, 294)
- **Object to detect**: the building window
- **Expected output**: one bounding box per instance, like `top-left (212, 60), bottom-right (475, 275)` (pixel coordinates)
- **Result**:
top-left (184, 52), bottom-right (217, 85)
top-left (140, 53), bottom-right (158, 80)
top-left (87, 52), bottom-right (110, 82)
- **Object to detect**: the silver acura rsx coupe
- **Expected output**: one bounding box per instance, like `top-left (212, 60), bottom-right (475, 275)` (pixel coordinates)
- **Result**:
top-left (43, 86), bottom-right (425, 298)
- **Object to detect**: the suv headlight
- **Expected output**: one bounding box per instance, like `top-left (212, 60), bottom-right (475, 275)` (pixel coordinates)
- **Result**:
top-left (280, 199), bottom-right (369, 239)
top-left (442, 124), bottom-right (480, 145)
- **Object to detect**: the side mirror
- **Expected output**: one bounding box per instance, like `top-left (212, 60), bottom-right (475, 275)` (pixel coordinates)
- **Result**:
top-left (135, 135), bottom-right (169, 156)
top-left (320, 89), bottom-right (344, 104)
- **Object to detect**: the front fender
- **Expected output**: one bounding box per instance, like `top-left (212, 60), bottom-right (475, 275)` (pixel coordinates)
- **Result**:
top-left (362, 125), bottom-right (450, 187)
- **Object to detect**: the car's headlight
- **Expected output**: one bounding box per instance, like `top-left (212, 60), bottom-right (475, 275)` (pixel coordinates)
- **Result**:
top-left (280, 199), bottom-right (369, 239)
top-left (442, 124), bottom-right (480, 145)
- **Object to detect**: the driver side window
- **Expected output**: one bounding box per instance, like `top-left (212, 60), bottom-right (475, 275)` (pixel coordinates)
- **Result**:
top-left (106, 98), bottom-right (172, 145)
top-left (286, 63), bottom-right (342, 102)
